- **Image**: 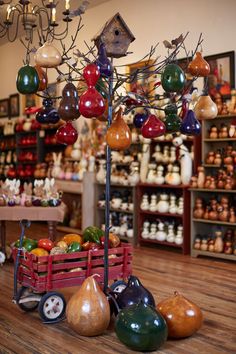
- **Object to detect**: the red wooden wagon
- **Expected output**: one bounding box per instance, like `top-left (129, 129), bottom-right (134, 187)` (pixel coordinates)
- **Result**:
top-left (12, 221), bottom-right (132, 323)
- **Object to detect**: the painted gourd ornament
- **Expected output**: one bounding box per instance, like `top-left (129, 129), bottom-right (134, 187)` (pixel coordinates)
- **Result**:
top-left (141, 114), bottom-right (166, 138)
top-left (181, 109), bottom-right (201, 135)
top-left (16, 65), bottom-right (40, 94)
top-left (194, 94), bottom-right (218, 119)
top-left (95, 42), bottom-right (112, 77)
top-left (116, 275), bottom-right (156, 309)
top-left (56, 121), bottom-right (78, 145)
top-left (164, 104), bottom-right (182, 132)
top-left (115, 302), bottom-right (167, 351)
top-left (157, 291), bottom-right (203, 338)
top-left (161, 64), bottom-right (186, 92)
top-left (34, 42), bottom-right (62, 68)
top-left (66, 275), bottom-right (110, 336)
top-left (133, 110), bottom-right (149, 128)
top-left (106, 107), bottom-right (131, 150)
top-left (58, 82), bottom-right (80, 121)
top-left (79, 63), bottom-right (106, 118)
top-left (36, 98), bottom-right (60, 124)
top-left (188, 52), bottom-right (210, 77)
top-left (34, 65), bottom-right (48, 91)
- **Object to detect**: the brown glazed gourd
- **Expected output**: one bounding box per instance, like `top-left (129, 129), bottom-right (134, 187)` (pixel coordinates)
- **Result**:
top-left (106, 107), bottom-right (132, 150)
top-left (157, 291), bottom-right (203, 338)
top-left (188, 52), bottom-right (210, 77)
top-left (66, 275), bottom-right (110, 336)
top-left (34, 65), bottom-right (48, 91)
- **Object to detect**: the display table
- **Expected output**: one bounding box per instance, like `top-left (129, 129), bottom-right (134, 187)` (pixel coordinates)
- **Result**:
top-left (0, 203), bottom-right (66, 253)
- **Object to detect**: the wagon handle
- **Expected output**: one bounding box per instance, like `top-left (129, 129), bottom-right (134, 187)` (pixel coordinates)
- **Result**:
top-left (12, 219), bottom-right (31, 303)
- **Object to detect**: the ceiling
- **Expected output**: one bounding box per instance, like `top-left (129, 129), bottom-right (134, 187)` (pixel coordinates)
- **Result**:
top-left (0, 0), bottom-right (110, 45)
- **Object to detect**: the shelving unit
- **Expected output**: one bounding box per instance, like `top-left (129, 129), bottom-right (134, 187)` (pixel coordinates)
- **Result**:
top-left (94, 182), bottom-right (137, 245)
top-left (190, 114), bottom-right (236, 261)
top-left (137, 183), bottom-right (190, 254)
top-left (55, 172), bottom-right (95, 234)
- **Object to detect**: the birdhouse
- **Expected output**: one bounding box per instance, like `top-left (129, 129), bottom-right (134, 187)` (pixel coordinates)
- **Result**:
top-left (92, 13), bottom-right (135, 58)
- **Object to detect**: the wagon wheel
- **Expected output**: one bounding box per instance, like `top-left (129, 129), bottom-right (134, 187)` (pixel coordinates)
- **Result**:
top-left (17, 286), bottom-right (40, 312)
top-left (38, 292), bottom-right (66, 323)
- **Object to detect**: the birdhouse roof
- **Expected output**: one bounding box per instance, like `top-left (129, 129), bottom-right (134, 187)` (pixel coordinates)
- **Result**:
top-left (92, 12), bottom-right (135, 43)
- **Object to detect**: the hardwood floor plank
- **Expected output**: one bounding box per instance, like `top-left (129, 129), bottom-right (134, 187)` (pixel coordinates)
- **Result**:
top-left (0, 222), bottom-right (235, 354)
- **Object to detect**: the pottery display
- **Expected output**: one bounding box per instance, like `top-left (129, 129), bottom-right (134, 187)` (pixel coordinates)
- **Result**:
top-left (106, 108), bottom-right (131, 150)
top-left (141, 114), bottom-right (166, 139)
top-left (157, 291), bottom-right (203, 338)
top-left (16, 65), bottom-right (40, 94)
top-left (95, 42), bottom-right (112, 77)
top-left (115, 302), bottom-right (167, 351)
top-left (79, 63), bottom-right (106, 118)
top-left (181, 110), bottom-right (201, 136)
top-left (56, 121), bottom-right (78, 145)
top-left (58, 82), bottom-right (80, 121)
top-left (66, 275), bottom-right (110, 336)
top-left (187, 52), bottom-right (210, 77)
top-left (35, 42), bottom-right (62, 68)
top-left (161, 63), bottom-right (186, 92)
top-left (116, 275), bottom-right (156, 310)
top-left (194, 94), bottom-right (218, 120)
top-left (34, 65), bottom-right (48, 91)
top-left (36, 98), bottom-right (60, 124)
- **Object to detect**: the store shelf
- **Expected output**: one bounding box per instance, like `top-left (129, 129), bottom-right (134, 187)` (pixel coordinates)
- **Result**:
top-left (139, 210), bottom-right (183, 218)
top-left (17, 144), bottom-right (37, 149)
top-left (140, 238), bottom-right (182, 248)
top-left (138, 183), bottom-right (189, 189)
top-left (189, 188), bottom-right (236, 193)
top-left (97, 206), bottom-right (134, 214)
top-left (55, 180), bottom-right (83, 194)
top-left (57, 225), bottom-right (82, 234)
top-left (191, 249), bottom-right (236, 261)
top-left (192, 218), bottom-right (236, 226)
top-left (205, 114), bottom-right (236, 120)
top-left (203, 138), bottom-right (236, 142)
top-left (96, 182), bottom-right (135, 188)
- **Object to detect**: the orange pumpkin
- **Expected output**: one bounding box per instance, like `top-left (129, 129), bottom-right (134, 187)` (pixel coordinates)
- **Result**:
top-left (30, 248), bottom-right (49, 257)
top-left (62, 234), bottom-right (83, 245)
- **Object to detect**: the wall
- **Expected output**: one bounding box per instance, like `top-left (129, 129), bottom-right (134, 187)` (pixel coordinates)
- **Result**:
top-left (0, 0), bottom-right (235, 115)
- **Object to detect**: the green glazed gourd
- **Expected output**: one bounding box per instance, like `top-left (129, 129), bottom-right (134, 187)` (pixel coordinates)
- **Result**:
top-left (115, 302), bottom-right (168, 351)
top-left (161, 63), bottom-right (185, 93)
top-left (164, 104), bottom-right (182, 132)
top-left (16, 65), bottom-right (40, 94)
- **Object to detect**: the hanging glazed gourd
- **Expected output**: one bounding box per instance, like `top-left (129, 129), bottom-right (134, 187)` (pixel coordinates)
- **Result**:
top-left (34, 65), bottom-right (48, 91)
top-left (194, 94), bottom-right (218, 119)
top-left (106, 107), bottom-right (131, 150)
top-left (188, 52), bottom-right (210, 77)
top-left (36, 98), bottom-right (60, 124)
top-left (56, 121), bottom-right (78, 145)
top-left (180, 109), bottom-right (201, 135)
top-left (141, 114), bottom-right (166, 139)
top-left (133, 109), bottom-right (149, 128)
top-left (115, 302), bottom-right (168, 351)
top-left (58, 82), bottom-right (80, 121)
top-left (157, 291), bottom-right (203, 338)
top-left (161, 63), bottom-right (186, 92)
top-left (79, 63), bottom-right (106, 118)
top-left (34, 41), bottom-right (62, 68)
top-left (164, 104), bottom-right (182, 132)
top-left (66, 275), bottom-right (110, 336)
top-left (16, 65), bottom-right (40, 94)
top-left (116, 275), bottom-right (155, 310)
top-left (95, 42), bottom-right (113, 77)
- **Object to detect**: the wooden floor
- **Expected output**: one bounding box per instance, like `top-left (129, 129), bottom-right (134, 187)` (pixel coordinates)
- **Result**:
top-left (0, 222), bottom-right (236, 354)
